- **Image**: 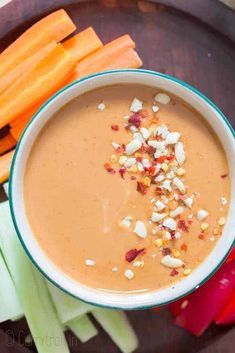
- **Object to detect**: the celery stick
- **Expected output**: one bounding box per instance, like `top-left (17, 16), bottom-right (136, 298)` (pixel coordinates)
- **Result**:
top-left (0, 250), bottom-right (23, 323)
top-left (92, 309), bottom-right (138, 353)
top-left (3, 182), bottom-right (9, 197)
top-left (0, 202), bottom-right (70, 353)
top-left (66, 314), bottom-right (98, 343)
top-left (47, 281), bottom-right (93, 324)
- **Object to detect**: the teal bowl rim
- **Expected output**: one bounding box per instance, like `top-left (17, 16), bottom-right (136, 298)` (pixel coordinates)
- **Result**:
top-left (9, 69), bottom-right (235, 310)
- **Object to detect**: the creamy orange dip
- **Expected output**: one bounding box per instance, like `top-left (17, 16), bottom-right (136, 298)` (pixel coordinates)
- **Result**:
top-left (24, 85), bottom-right (230, 293)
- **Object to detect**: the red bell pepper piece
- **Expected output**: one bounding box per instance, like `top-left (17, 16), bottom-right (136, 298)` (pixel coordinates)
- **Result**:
top-left (174, 259), bottom-right (235, 336)
top-left (216, 290), bottom-right (235, 325)
top-left (169, 295), bottom-right (191, 317)
top-left (169, 299), bottom-right (185, 317)
top-left (226, 246), bottom-right (235, 262)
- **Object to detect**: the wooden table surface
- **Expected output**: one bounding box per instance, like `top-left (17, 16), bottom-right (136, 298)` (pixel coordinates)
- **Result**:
top-left (0, 1), bottom-right (235, 352)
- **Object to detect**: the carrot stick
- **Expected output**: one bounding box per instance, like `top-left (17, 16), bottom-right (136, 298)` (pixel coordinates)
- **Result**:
top-left (73, 34), bottom-right (135, 78)
top-left (0, 44), bottom-right (76, 129)
top-left (8, 28), bottom-right (102, 130)
top-left (7, 38), bottom-right (141, 141)
top-left (0, 9), bottom-right (76, 78)
top-left (98, 48), bottom-right (142, 71)
top-left (0, 150), bottom-right (15, 183)
top-left (0, 134), bottom-right (17, 155)
top-left (63, 27), bottom-right (103, 62)
top-left (10, 119), bottom-right (28, 141)
top-left (10, 104), bottom-right (42, 128)
top-left (0, 42), bottom-right (57, 96)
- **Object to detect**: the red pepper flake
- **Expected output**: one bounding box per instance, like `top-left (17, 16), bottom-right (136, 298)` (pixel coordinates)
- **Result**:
top-left (188, 219), bottom-right (193, 225)
top-left (148, 165), bottom-right (156, 176)
top-left (221, 173), bottom-right (228, 178)
top-left (166, 154), bottom-right (175, 161)
top-left (140, 143), bottom-right (148, 153)
top-left (131, 176), bottom-right (136, 180)
top-left (155, 134), bottom-right (163, 141)
top-left (104, 163), bottom-right (116, 174)
top-left (198, 233), bottom-right (205, 240)
top-left (128, 113), bottom-right (142, 128)
top-left (116, 147), bottom-right (123, 153)
top-left (141, 110), bottom-right (148, 118)
top-left (178, 219), bottom-right (189, 232)
top-left (116, 144), bottom-right (126, 154)
top-left (155, 186), bottom-right (164, 195)
top-left (162, 247), bottom-right (171, 256)
top-left (180, 243), bottom-right (188, 252)
top-left (137, 181), bottom-right (147, 194)
top-left (119, 168), bottom-right (126, 179)
top-left (145, 145), bottom-right (155, 155)
top-left (170, 269), bottom-right (179, 277)
top-left (156, 155), bottom-right (166, 163)
top-left (111, 124), bottom-right (119, 131)
top-left (136, 156), bottom-right (143, 162)
top-left (170, 231), bottom-right (176, 240)
top-left (125, 248), bottom-right (145, 262)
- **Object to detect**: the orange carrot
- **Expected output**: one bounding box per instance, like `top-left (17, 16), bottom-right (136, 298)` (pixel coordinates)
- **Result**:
top-left (0, 9), bottom-right (76, 78)
top-left (73, 35), bottom-right (135, 78)
top-left (10, 104), bottom-right (41, 128)
top-left (0, 44), bottom-right (76, 129)
top-left (98, 48), bottom-right (142, 71)
top-left (7, 36), bottom-right (141, 141)
top-left (63, 27), bottom-right (103, 62)
top-left (0, 149), bottom-right (15, 183)
top-left (10, 119), bottom-right (28, 141)
top-left (0, 42), bottom-right (57, 95)
top-left (0, 134), bottom-right (17, 155)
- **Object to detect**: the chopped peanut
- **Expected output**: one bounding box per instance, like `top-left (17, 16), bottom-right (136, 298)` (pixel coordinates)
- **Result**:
top-left (213, 228), bottom-right (222, 236)
top-left (154, 239), bottom-right (163, 247)
top-left (141, 176), bottom-right (151, 187)
top-left (128, 165), bottom-right (138, 174)
top-left (161, 163), bottom-right (168, 172)
top-left (172, 249), bottom-right (180, 257)
top-left (183, 269), bottom-right (192, 276)
top-left (218, 217), bottom-right (226, 226)
top-left (119, 156), bottom-right (127, 165)
top-left (110, 154), bottom-right (117, 163)
top-left (200, 222), bottom-right (209, 231)
top-left (176, 168), bottom-right (186, 176)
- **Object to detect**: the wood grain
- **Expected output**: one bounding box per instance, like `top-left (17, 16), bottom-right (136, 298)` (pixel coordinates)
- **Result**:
top-left (0, 1), bottom-right (234, 353)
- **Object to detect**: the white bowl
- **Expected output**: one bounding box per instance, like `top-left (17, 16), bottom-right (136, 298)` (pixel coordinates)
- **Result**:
top-left (9, 69), bottom-right (235, 310)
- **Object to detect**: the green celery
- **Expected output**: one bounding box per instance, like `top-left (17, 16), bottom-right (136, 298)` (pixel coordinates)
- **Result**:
top-left (92, 308), bottom-right (138, 353)
top-left (66, 314), bottom-right (98, 343)
top-left (0, 202), bottom-right (70, 353)
top-left (0, 250), bottom-right (23, 323)
top-left (47, 282), bottom-right (93, 324)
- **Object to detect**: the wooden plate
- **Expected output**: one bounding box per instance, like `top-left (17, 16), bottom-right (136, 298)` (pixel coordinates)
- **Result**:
top-left (0, 1), bottom-right (235, 352)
